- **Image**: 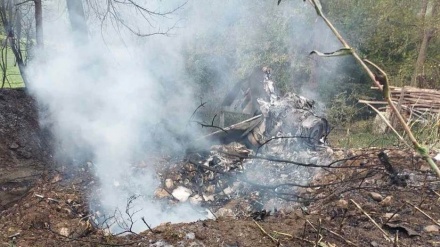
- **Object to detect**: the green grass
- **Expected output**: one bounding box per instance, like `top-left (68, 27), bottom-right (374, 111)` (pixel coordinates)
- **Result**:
top-left (0, 35), bottom-right (25, 88)
top-left (328, 117), bottom-right (440, 149)
top-left (328, 119), bottom-right (401, 149)
top-left (328, 130), bottom-right (400, 149)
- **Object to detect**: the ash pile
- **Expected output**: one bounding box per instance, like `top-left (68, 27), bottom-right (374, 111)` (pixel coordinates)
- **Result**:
top-left (155, 67), bottom-right (333, 218)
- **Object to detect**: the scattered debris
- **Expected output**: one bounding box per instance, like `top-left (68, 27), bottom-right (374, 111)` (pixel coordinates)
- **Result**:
top-left (171, 186), bottom-right (192, 202)
top-left (383, 223), bottom-right (421, 237)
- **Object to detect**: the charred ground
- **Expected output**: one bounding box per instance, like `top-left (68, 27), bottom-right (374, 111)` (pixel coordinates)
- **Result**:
top-left (0, 89), bottom-right (440, 247)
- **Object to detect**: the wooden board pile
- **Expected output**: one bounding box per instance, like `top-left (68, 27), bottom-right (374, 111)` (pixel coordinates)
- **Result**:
top-left (364, 86), bottom-right (440, 121)
top-left (387, 86), bottom-right (440, 116)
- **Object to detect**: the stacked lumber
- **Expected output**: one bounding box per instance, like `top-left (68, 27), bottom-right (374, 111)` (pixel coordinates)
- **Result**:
top-left (388, 86), bottom-right (440, 114)
top-left (368, 86), bottom-right (440, 116)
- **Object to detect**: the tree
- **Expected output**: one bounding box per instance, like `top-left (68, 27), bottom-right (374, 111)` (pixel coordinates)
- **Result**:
top-left (0, 0), bottom-right (28, 86)
top-left (84, 0), bottom-right (186, 37)
top-left (66, 0), bottom-right (88, 43)
top-left (412, 0), bottom-right (440, 87)
top-left (34, 0), bottom-right (43, 49)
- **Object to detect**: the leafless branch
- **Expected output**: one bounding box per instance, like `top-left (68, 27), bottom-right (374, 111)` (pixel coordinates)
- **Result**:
top-left (193, 114), bottom-right (228, 133)
top-left (15, 0), bottom-right (33, 7)
top-left (88, 0), bottom-right (187, 37)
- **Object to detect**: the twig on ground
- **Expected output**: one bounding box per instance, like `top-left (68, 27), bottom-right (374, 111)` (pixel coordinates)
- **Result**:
top-left (141, 217), bottom-right (157, 234)
top-left (253, 219), bottom-right (280, 246)
top-left (320, 226), bottom-right (359, 246)
top-left (350, 199), bottom-right (393, 242)
top-left (314, 219), bottom-right (323, 246)
top-left (383, 205), bottom-right (404, 226)
top-left (405, 201), bottom-right (440, 227)
top-left (393, 230), bottom-right (399, 247)
top-left (272, 231), bottom-right (292, 238)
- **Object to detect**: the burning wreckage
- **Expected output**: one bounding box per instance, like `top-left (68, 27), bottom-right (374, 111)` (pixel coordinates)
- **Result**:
top-left (153, 67), bottom-right (332, 219)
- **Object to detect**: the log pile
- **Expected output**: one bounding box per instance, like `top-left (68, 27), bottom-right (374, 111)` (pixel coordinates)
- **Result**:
top-left (363, 86), bottom-right (440, 122)
top-left (387, 86), bottom-right (440, 115)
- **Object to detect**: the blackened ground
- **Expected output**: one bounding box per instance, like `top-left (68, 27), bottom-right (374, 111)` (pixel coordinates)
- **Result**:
top-left (0, 89), bottom-right (53, 210)
top-left (0, 89), bottom-right (439, 247)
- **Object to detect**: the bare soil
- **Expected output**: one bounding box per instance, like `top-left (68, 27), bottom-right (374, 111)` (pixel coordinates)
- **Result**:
top-left (1, 89), bottom-right (440, 247)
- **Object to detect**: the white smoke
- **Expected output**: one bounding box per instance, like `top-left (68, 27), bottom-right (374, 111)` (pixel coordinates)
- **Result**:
top-left (26, 0), bottom-right (342, 233)
top-left (28, 0), bottom-right (205, 233)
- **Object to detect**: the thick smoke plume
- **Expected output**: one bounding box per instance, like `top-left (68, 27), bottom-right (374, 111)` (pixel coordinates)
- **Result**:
top-left (26, 0), bottom-right (341, 233)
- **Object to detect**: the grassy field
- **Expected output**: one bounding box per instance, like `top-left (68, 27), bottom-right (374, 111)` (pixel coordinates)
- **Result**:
top-left (328, 118), bottom-right (440, 150)
top-left (0, 36), bottom-right (25, 88)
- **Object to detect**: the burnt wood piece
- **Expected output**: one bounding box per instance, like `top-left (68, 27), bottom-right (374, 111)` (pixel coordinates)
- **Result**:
top-left (378, 151), bottom-right (408, 187)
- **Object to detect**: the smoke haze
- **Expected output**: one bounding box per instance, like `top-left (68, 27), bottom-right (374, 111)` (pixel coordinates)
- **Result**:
top-left (27, 0), bottom-right (342, 232)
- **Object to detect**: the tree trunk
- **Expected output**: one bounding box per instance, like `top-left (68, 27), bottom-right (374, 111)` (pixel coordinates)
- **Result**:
top-left (34, 0), bottom-right (43, 49)
top-left (66, 0), bottom-right (88, 43)
top-left (412, 0), bottom-right (439, 87)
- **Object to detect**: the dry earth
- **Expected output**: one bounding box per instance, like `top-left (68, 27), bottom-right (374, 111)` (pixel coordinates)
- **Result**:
top-left (1, 89), bottom-right (440, 247)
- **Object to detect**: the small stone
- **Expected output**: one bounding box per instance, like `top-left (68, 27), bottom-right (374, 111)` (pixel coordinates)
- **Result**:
top-left (434, 153), bottom-right (440, 162)
top-left (9, 142), bottom-right (19, 149)
top-left (382, 213), bottom-right (399, 221)
top-left (202, 194), bottom-right (214, 202)
top-left (215, 208), bottom-right (234, 218)
top-left (369, 192), bottom-right (383, 202)
top-left (103, 228), bottom-right (111, 236)
top-left (420, 164), bottom-right (431, 172)
top-left (165, 179), bottom-right (174, 189)
top-left (205, 185), bottom-right (215, 194)
top-left (171, 186), bottom-right (192, 202)
top-left (223, 187), bottom-right (233, 195)
top-left (326, 147), bottom-right (334, 156)
top-left (59, 227), bottom-right (70, 237)
top-left (424, 225), bottom-right (439, 233)
top-left (370, 241), bottom-right (379, 247)
top-left (336, 199), bottom-right (348, 209)
top-left (380, 196), bottom-right (392, 207)
top-left (185, 232), bottom-right (195, 240)
top-left (154, 188), bottom-right (170, 199)
top-left (334, 150), bottom-right (344, 158)
top-left (280, 174), bottom-right (289, 179)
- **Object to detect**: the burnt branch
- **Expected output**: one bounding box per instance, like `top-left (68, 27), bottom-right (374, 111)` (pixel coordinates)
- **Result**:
top-left (141, 217), bottom-right (157, 234)
top-left (218, 150), bottom-right (378, 169)
top-left (113, 195), bottom-right (142, 236)
top-left (193, 114), bottom-right (228, 133)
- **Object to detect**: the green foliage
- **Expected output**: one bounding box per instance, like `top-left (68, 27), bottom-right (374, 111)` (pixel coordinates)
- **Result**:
top-left (408, 114), bottom-right (440, 149)
top-left (326, 91), bottom-right (360, 127)
top-left (326, 0), bottom-right (440, 88)
top-left (0, 37), bottom-right (25, 88)
top-left (329, 129), bottom-right (400, 148)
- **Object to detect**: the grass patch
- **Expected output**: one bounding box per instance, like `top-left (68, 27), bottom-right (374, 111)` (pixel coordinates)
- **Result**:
top-left (328, 130), bottom-right (400, 149)
top-left (0, 36), bottom-right (25, 88)
top-left (328, 119), bottom-right (401, 149)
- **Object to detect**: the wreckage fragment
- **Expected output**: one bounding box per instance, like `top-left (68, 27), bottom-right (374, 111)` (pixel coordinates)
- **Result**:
top-left (212, 67), bottom-right (329, 150)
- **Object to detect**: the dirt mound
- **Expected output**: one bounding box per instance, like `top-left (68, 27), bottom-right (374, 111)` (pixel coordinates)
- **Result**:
top-left (1, 89), bottom-right (440, 246)
top-left (1, 146), bottom-right (439, 246)
top-left (0, 89), bottom-right (53, 210)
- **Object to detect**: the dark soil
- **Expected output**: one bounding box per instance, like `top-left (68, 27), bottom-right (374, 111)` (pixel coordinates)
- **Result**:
top-left (0, 89), bottom-right (52, 211)
top-left (1, 89), bottom-right (440, 247)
